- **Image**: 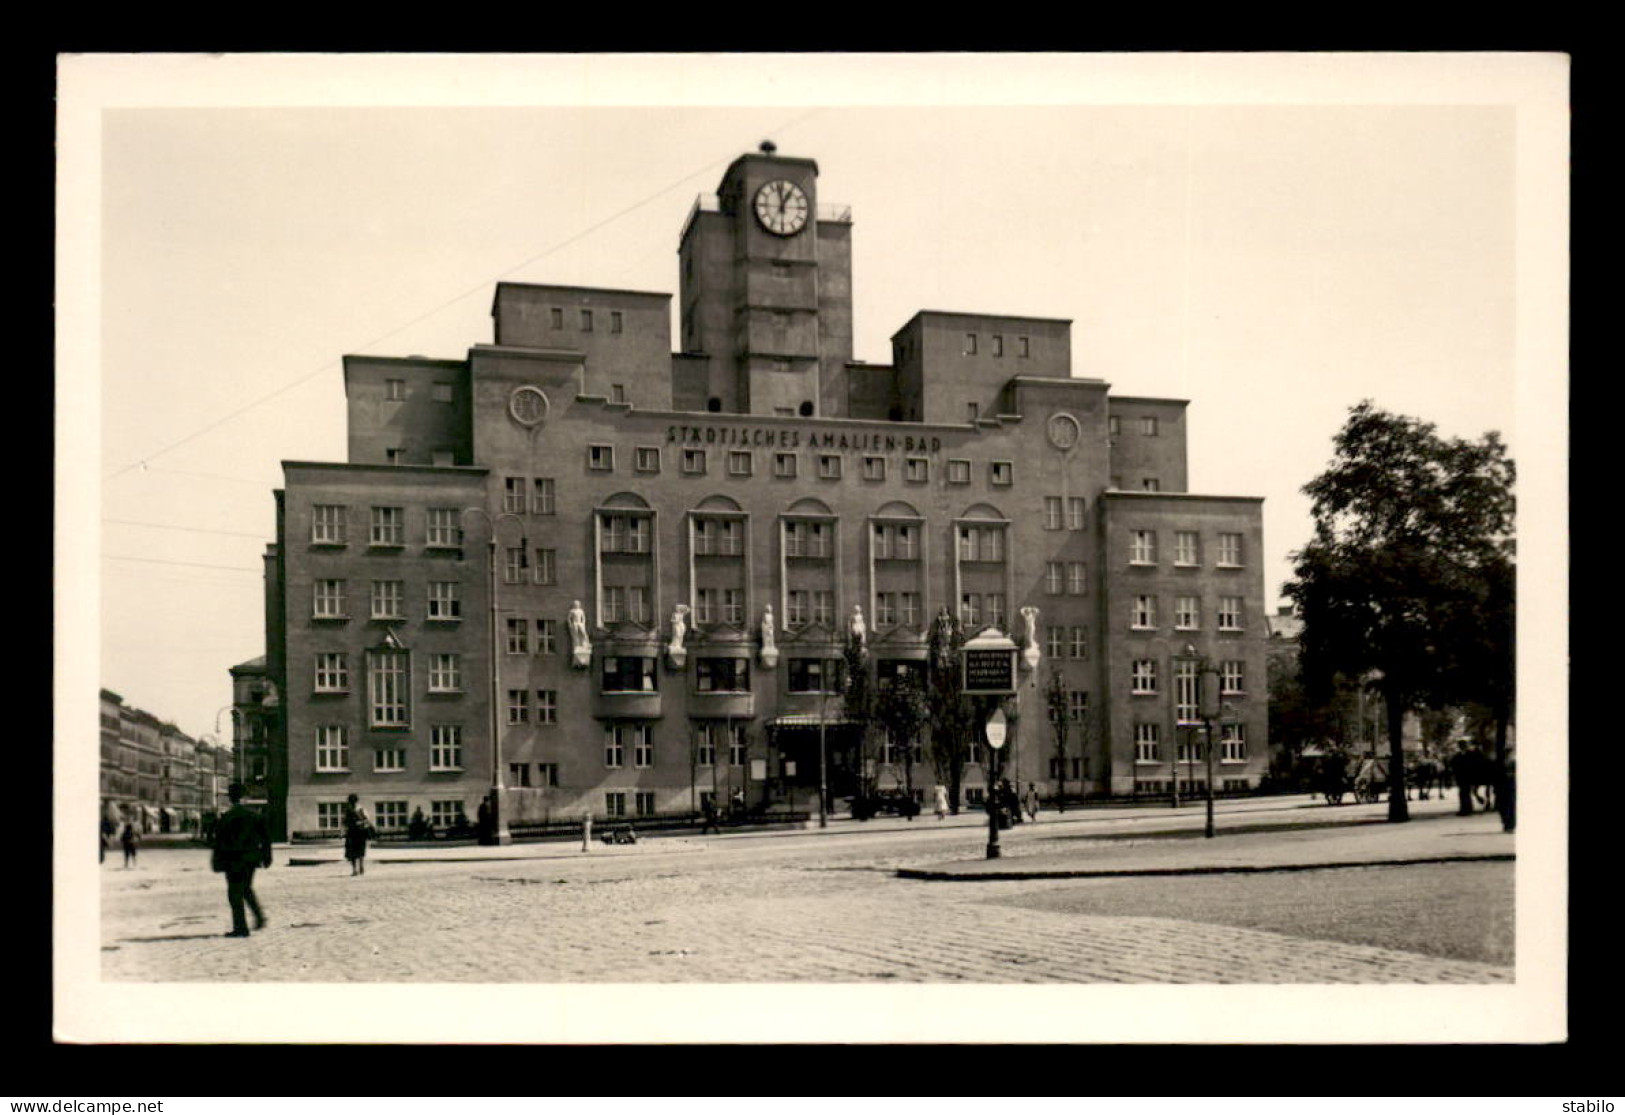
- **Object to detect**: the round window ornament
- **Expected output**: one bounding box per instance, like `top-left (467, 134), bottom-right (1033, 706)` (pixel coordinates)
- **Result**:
top-left (509, 385), bottom-right (550, 427)
top-left (1047, 412), bottom-right (1081, 451)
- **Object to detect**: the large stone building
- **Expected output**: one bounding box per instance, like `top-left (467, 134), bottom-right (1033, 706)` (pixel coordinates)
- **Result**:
top-left (99, 689), bottom-right (229, 833)
top-left (251, 145), bottom-right (1268, 841)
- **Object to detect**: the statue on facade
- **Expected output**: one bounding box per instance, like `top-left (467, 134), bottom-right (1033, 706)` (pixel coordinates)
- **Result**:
top-left (849, 604), bottom-right (868, 653)
top-left (667, 603), bottom-right (691, 668)
top-left (567, 600), bottom-right (591, 668)
top-left (759, 604), bottom-right (778, 668)
top-left (1020, 605), bottom-right (1042, 672)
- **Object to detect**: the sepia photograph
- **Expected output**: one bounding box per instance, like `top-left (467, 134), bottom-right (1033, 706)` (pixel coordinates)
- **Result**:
top-left (55, 52), bottom-right (1568, 1045)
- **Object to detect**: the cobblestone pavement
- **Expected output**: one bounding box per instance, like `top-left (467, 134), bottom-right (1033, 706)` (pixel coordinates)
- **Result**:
top-left (99, 801), bottom-right (1513, 985)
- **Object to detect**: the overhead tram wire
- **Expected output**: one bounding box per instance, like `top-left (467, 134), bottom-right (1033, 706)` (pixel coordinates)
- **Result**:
top-left (102, 109), bottom-right (827, 485)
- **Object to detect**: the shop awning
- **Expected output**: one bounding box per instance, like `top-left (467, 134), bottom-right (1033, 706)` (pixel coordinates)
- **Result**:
top-left (766, 713), bottom-right (857, 729)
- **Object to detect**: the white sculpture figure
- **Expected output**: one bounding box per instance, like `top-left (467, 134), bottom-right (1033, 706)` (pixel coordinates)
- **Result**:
top-left (849, 604), bottom-right (868, 651)
top-left (759, 604), bottom-right (779, 668)
top-left (567, 599), bottom-right (591, 668)
top-left (666, 603), bottom-right (691, 668)
top-left (1020, 605), bottom-right (1042, 671)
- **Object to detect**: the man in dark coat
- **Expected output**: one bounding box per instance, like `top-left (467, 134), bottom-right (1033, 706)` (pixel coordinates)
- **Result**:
top-left (212, 782), bottom-right (272, 938)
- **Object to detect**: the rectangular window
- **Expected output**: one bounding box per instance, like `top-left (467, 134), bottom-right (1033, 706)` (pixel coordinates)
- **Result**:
top-left (1018, 336), bottom-right (1030, 358)
top-left (580, 309), bottom-right (594, 332)
top-left (1108, 415), bottom-right (1121, 438)
top-left (627, 586), bottom-right (651, 625)
top-left (1067, 497), bottom-right (1086, 530)
top-left (374, 801), bottom-right (408, 832)
top-left (1131, 530), bottom-right (1157, 565)
top-left (1134, 723), bottom-right (1161, 763)
top-left (963, 333), bottom-right (978, 356)
top-left (1140, 416), bottom-right (1159, 436)
top-left (550, 307), bottom-right (564, 329)
top-left (535, 619), bottom-right (557, 655)
top-left (374, 747), bottom-right (406, 773)
top-left (605, 791), bottom-right (627, 818)
top-left (959, 593), bottom-right (981, 626)
top-left (311, 504), bottom-right (347, 545)
top-left (906, 457), bottom-right (929, 483)
top-left (533, 478), bottom-right (556, 515)
top-left (1046, 626), bottom-right (1065, 658)
top-left (366, 649), bottom-right (409, 727)
top-left (601, 656), bottom-right (658, 693)
top-left (985, 594), bottom-right (1006, 630)
top-left (610, 310), bottom-right (623, 334)
top-left (1222, 660), bottom-right (1245, 695)
top-left (430, 800), bottom-right (464, 829)
top-left (314, 652), bottom-right (349, 693)
top-left (728, 450), bottom-right (753, 477)
top-left (989, 461), bottom-right (1013, 486)
top-left (992, 334), bottom-right (1004, 357)
top-left (1175, 595), bottom-right (1200, 630)
top-left (696, 658), bottom-right (750, 693)
top-left (537, 690), bottom-right (558, 725)
top-left (506, 617), bottom-right (529, 654)
top-left (773, 452), bottom-right (798, 478)
top-left (426, 507), bottom-right (460, 548)
top-left (428, 653), bottom-right (462, 692)
top-left (1045, 562), bottom-right (1064, 595)
top-left (862, 456), bottom-right (885, 481)
top-left (370, 507), bottom-right (405, 547)
top-left (1218, 532), bottom-right (1244, 567)
top-left (430, 725), bottom-right (463, 771)
top-left (1174, 531), bottom-right (1200, 566)
top-left (504, 477), bottom-right (527, 513)
top-left (1221, 724), bottom-right (1247, 763)
top-left (427, 581), bottom-right (462, 620)
top-left (786, 590), bottom-right (807, 628)
top-left (695, 724), bottom-right (717, 767)
top-left (635, 447), bottom-right (661, 473)
top-left (386, 379), bottom-right (406, 401)
top-left (811, 590), bottom-right (833, 627)
top-left (1218, 596), bottom-right (1244, 631)
top-left (1131, 659), bottom-right (1158, 695)
top-left (721, 589), bottom-right (744, 625)
top-left (1175, 659), bottom-right (1200, 724)
top-left (317, 802), bottom-right (347, 832)
top-left (875, 592), bottom-right (896, 627)
top-left (1044, 497), bottom-right (1063, 530)
top-left (533, 548), bottom-right (557, 585)
top-left (788, 657), bottom-right (845, 694)
top-left (507, 689), bottom-right (530, 725)
top-left (504, 547), bottom-right (526, 585)
top-left (682, 448), bottom-right (707, 475)
top-left (817, 454), bottom-right (842, 480)
top-left (634, 730), bottom-right (655, 769)
top-left (946, 459), bottom-right (971, 484)
top-left (635, 791), bottom-right (656, 817)
top-left (1067, 562), bottom-right (1088, 595)
top-left (315, 726), bottom-right (349, 771)
top-left (1070, 691), bottom-right (1089, 721)
top-left (313, 579), bottom-right (347, 619)
top-left (602, 586), bottom-right (624, 624)
top-left (900, 592), bottom-right (920, 628)
top-left (694, 587), bottom-right (715, 625)
top-left (588, 445), bottom-right (614, 471)
top-left (1143, 478), bottom-right (1161, 492)
top-left (1070, 627), bottom-right (1088, 659)
top-left (432, 382), bottom-right (454, 403)
top-left (1133, 595), bottom-right (1157, 629)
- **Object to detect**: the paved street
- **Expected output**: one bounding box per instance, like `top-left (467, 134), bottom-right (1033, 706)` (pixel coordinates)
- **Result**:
top-left (99, 793), bottom-right (1513, 984)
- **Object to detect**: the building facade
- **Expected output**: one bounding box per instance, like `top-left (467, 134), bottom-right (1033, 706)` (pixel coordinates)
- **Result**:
top-left (256, 146), bottom-right (1269, 839)
top-left (100, 689), bottom-right (226, 833)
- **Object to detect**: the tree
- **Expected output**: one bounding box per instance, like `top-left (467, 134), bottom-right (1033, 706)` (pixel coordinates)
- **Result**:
top-left (925, 607), bottom-right (974, 813)
top-left (841, 634), bottom-right (875, 798)
top-left (1285, 401), bottom-right (1515, 822)
top-left (875, 666), bottom-right (928, 799)
top-left (1044, 669), bottom-right (1071, 812)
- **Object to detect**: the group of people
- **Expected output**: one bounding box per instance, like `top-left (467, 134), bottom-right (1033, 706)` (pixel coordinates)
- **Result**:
top-left (989, 779), bottom-right (1041, 828)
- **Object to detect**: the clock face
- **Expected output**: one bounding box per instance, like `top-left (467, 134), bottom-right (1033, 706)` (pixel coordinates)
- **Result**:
top-left (753, 179), bottom-right (810, 236)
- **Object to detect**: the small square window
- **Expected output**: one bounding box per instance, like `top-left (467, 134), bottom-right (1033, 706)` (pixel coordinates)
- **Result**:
top-left (989, 461), bottom-right (1013, 486)
top-left (905, 457), bottom-right (929, 483)
top-left (611, 384), bottom-right (627, 403)
top-left (1140, 416), bottom-right (1159, 437)
top-left (728, 450), bottom-right (753, 477)
top-left (818, 455), bottom-right (842, 480)
top-left (635, 447), bottom-right (661, 473)
top-left (946, 459), bottom-right (971, 485)
top-left (682, 448), bottom-right (707, 475)
top-left (385, 379), bottom-right (406, 401)
top-left (588, 445), bottom-right (614, 471)
top-left (862, 456), bottom-right (885, 482)
top-left (773, 453), bottom-right (798, 479)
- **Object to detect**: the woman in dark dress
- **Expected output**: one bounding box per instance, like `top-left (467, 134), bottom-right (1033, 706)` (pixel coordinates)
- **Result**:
top-left (342, 793), bottom-right (371, 876)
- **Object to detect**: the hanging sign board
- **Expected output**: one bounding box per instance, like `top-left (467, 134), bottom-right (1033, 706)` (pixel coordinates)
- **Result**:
top-left (961, 629), bottom-right (1019, 695)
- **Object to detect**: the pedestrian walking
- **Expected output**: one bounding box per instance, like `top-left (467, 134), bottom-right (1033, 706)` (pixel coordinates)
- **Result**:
top-left (212, 782), bottom-right (272, 938)
top-left (120, 821), bottom-right (140, 868)
top-left (1024, 782), bottom-right (1041, 823)
top-left (343, 793), bottom-right (372, 876)
top-left (933, 784), bottom-right (949, 820)
top-left (99, 822), bottom-right (108, 864)
top-left (700, 798), bottom-right (720, 834)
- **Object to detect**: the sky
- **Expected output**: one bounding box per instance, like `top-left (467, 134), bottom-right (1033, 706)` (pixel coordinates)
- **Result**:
top-left (64, 54), bottom-right (1565, 746)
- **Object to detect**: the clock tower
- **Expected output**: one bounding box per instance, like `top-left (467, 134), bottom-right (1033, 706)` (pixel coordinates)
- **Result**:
top-left (677, 142), bottom-right (854, 417)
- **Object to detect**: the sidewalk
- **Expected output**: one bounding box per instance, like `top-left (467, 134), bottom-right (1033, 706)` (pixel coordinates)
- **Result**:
top-left (896, 799), bottom-right (1514, 881)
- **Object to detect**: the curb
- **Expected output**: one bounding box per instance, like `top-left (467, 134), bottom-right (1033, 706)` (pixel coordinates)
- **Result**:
top-left (895, 852), bottom-right (1515, 882)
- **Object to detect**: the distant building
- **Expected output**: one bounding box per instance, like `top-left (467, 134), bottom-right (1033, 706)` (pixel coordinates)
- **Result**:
top-left (100, 690), bottom-right (219, 833)
top-left (249, 145), bottom-right (1271, 838)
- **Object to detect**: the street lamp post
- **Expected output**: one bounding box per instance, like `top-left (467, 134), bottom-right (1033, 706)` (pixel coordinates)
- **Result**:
top-left (462, 506), bottom-right (525, 846)
top-left (818, 684), bottom-right (829, 828)
top-left (1178, 643), bottom-right (1223, 839)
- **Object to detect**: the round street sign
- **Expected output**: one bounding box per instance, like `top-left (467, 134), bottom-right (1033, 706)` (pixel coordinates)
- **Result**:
top-left (986, 707), bottom-right (1008, 750)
